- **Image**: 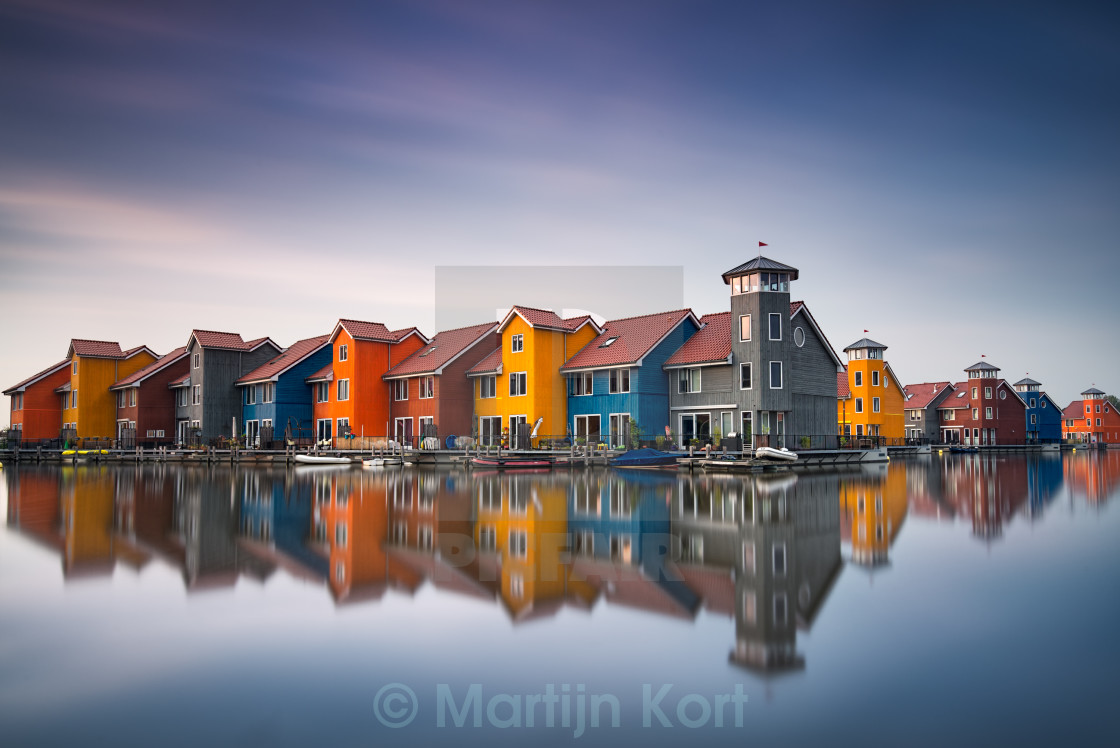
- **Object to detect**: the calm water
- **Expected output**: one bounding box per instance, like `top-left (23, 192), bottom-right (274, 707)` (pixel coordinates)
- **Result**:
top-left (1, 452), bottom-right (1119, 747)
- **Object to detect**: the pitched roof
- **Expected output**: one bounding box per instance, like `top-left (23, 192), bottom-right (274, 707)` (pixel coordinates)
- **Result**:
top-left (843, 337), bottom-right (887, 352)
top-left (560, 309), bottom-right (697, 371)
top-left (1062, 400), bottom-right (1084, 418)
top-left (965, 360), bottom-right (1000, 372)
top-left (1014, 377), bottom-right (1041, 387)
top-left (498, 306), bottom-right (603, 334)
top-left (305, 365), bottom-right (334, 383)
top-left (466, 347), bottom-right (503, 376)
top-left (334, 319), bottom-right (397, 342)
top-left (837, 368), bottom-right (850, 398)
top-left (939, 382), bottom-right (971, 408)
top-left (790, 301), bottom-right (844, 370)
top-left (110, 347), bottom-right (188, 389)
top-left (236, 335), bottom-right (331, 384)
top-left (663, 312), bottom-right (731, 367)
top-left (721, 255), bottom-right (800, 283)
top-left (68, 339), bottom-right (124, 358)
top-left (169, 373), bottom-right (191, 388)
top-left (383, 323), bottom-right (497, 379)
top-left (903, 382), bottom-right (954, 409)
top-left (3, 359), bottom-right (69, 395)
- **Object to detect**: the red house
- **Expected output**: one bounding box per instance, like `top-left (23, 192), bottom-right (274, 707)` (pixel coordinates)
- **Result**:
top-left (108, 346), bottom-right (189, 447)
top-left (1062, 388), bottom-right (1120, 444)
top-left (4, 359), bottom-right (70, 442)
top-left (382, 322), bottom-right (499, 446)
top-left (937, 360), bottom-right (1026, 446)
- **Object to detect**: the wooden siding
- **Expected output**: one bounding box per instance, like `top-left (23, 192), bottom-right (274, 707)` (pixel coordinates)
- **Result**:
top-left (8, 365), bottom-right (69, 439)
top-left (786, 313), bottom-right (841, 438)
top-left (185, 341), bottom-right (281, 440)
top-left (68, 352), bottom-right (157, 438)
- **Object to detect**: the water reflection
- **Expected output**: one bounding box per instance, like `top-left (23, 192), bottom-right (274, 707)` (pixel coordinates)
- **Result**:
top-left (4, 451), bottom-right (1119, 662)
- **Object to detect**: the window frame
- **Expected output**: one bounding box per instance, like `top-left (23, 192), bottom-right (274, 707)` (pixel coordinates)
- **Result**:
top-left (768, 313), bottom-right (782, 341)
top-left (769, 361), bottom-right (783, 390)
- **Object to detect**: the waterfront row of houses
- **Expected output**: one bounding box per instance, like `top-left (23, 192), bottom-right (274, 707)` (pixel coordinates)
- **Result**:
top-left (5, 256), bottom-right (1118, 448)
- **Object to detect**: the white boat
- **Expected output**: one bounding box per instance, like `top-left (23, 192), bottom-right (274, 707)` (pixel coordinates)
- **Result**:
top-left (754, 446), bottom-right (798, 462)
top-left (362, 458), bottom-right (384, 468)
top-left (294, 454), bottom-right (353, 465)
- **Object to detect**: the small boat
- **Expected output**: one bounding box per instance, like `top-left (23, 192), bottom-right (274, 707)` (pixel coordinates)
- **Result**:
top-left (471, 456), bottom-right (553, 469)
top-left (754, 447), bottom-right (798, 462)
top-left (949, 446), bottom-right (978, 454)
top-left (610, 448), bottom-right (678, 468)
top-left (362, 457), bottom-right (384, 468)
top-left (294, 454), bottom-right (353, 465)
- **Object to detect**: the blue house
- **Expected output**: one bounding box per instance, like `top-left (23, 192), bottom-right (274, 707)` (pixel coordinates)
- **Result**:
top-left (1013, 378), bottom-right (1062, 443)
top-left (561, 309), bottom-right (700, 447)
top-left (236, 334), bottom-right (332, 447)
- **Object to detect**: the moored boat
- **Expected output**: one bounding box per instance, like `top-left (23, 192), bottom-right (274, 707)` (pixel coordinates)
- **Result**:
top-left (754, 446), bottom-right (798, 462)
top-left (471, 456), bottom-right (553, 469)
top-left (294, 454), bottom-right (353, 465)
top-left (610, 448), bottom-right (678, 468)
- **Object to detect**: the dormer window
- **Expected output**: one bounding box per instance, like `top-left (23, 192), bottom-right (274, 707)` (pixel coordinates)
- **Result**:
top-left (599, 337), bottom-right (618, 348)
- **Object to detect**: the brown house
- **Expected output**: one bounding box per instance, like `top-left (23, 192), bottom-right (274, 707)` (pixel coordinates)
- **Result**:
top-left (109, 346), bottom-right (189, 447)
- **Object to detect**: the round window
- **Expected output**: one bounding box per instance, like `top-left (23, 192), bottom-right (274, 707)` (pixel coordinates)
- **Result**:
top-left (1000, 391), bottom-right (1006, 400)
top-left (793, 327), bottom-right (806, 347)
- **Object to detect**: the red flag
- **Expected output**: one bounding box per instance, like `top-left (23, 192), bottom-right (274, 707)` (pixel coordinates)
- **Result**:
top-left (863, 329), bottom-right (868, 333)
top-left (758, 241), bottom-right (767, 247)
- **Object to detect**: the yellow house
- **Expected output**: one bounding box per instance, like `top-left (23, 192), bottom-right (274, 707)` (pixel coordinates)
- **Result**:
top-left (468, 306), bottom-right (601, 447)
top-left (59, 339), bottom-right (157, 440)
top-left (836, 337), bottom-right (906, 442)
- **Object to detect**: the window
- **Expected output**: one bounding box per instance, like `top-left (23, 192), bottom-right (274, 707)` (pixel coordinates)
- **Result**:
top-left (1042, 400), bottom-right (1048, 409)
top-left (479, 375), bottom-right (496, 399)
top-left (972, 387), bottom-right (978, 399)
top-left (740, 362), bottom-right (752, 390)
top-left (1031, 414), bottom-right (1037, 424)
top-left (744, 593), bottom-right (757, 624)
top-left (872, 371), bottom-right (880, 387)
top-left (337, 379), bottom-right (350, 401)
top-left (884, 374), bottom-right (890, 388)
top-left (739, 314), bottom-right (751, 341)
top-left (335, 562), bottom-right (345, 584)
top-left (509, 530), bottom-right (527, 558)
top-left (773, 544), bottom-right (787, 575)
top-left (609, 368), bottom-right (630, 394)
top-left (774, 594), bottom-right (788, 625)
top-left (337, 417), bottom-right (350, 437)
top-left (193, 353), bottom-right (199, 368)
top-left (73, 361), bottom-right (78, 374)
top-left (984, 387), bottom-right (992, 399)
top-left (1095, 404), bottom-right (1101, 413)
top-left (793, 326), bottom-right (805, 347)
top-left (176, 388), bottom-right (188, 407)
top-left (742, 541), bottom-right (756, 575)
top-left (1097, 418), bottom-right (1102, 427)
top-left (600, 336), bottom-right (618, 348)
top-left (854, 371), bottom-right (863, 387)
top-left (245, 386), bottom-right (256, 405)
top-left (768, 313), bottom-right (782, 341)
top-left (510, 574), bottom-right (524, 599)
top-left (393, 380), bottom-right (408, 401)
top-left (855, 397), bottom-right (863, 413)
top-left (678, 368), bottom-right (701, 394)
top-left (316, 381), bottom-right (329, 403)
top-left (335, 522), bottom-right (348, 548)
top-left (418, 415), bottom-right (434, 436)
top-left (117, 391), bottom-right (126, 408)
top-left (769, 361), bottom-right (783, 389)
top-left (985, 407), bottom-right (993, 419)
top-left (128, 389), bottom-right (136, 407)
top-left (419, 376), bottom-right (434, 399)
top-left (872, 397), bottom-right (880, 413)
top-left (511, 334), bottom-right (524, 353)
top-left (338, 344), bottom-right (348, 362)
top-left (192, 385), bottom-right (200, 405)
top-left (478, 525), bottom-right (497, 552)
top-left (972, 408), bottom-right (978, 420)
top-left (509, 372), bottom-right (527, 397)
top-left (1030, 398), bottom-right (1037, 408)
top-left (571, 372), bottom-right (593, 396)
top-left (263, 383), bottom-right (274, 403)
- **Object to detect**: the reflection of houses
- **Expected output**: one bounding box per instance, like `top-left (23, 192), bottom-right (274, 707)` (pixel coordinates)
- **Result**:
top-left (1063, 450), bottom-right (1120, 505)
top-left (670, 471), bottom-right (842, 673)
top-left (839, 463), bottom-right (908, 567)
top-left (236, 469), bottom-right (328, 583)
top-left (1024, 453), bottom-right (1064, 520)
top-left (939, 454), bottom-right (1029, 540)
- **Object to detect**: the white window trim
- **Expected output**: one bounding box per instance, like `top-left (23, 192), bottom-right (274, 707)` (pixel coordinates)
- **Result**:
top-left (739, 361), bottom-right (752, 390)
top-left (768, 313), bottom-right (782, 342)
top-left (338, 344), bottom-right (348, 362)
top-left (769, 361), bottom-right (783, 390)
top-left (337, 378), bottom-right (350, 402)
top-left (739, 314), bottom-right (751, 342)
top-left (608, 367), bottom-right (630, 394)
top-left (872, 397), bottom-right (880, 413)
top-left (509, 371), bottom-right (527, 397)
top-left (511, 334), bottom-right (524, 353)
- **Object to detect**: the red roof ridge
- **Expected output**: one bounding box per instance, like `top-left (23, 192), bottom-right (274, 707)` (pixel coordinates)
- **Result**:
top-left (3, 359), bottom-right (70, 394)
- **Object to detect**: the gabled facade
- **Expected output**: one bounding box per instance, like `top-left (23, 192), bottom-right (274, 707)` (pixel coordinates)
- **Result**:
top-left (561, 309), bottom-right (700, 448)
top-left (108, 346), bottom-right (189, 446)
top-left (1012, 378), bottom-right (1062, 444)
top-left (235, 334), bottom-right (332, 447)
top-left (937, 361), bottom-right (1026, 446)
top-left (178, 330), bottom-right (282, 443)
top-left (4, 359), bottom-right (70, 441)
top-left (836, 338), bottom-right (907, 442)
top-left (663, 257), bottom-right (843, 450)
top-left (902, 381), bottom-right (956, 443)
top-left (58, 340), bottom-right (158, 440)
top-left (308, 319), bottom-right (429, 447)
top-left (467, 306), bottom-right (601, 448)
top-left (1062, 388), bottom-right (1120, 444)
top-left (382, 322), bottom-right (499, 446)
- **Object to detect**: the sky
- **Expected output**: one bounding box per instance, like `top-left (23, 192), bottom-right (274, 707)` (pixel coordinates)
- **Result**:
top-left (1, 0), bottom-right (1118, 421)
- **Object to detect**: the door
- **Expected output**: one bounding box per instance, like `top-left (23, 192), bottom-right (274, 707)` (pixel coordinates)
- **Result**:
top-left (574, 415), bottom-right (600, 447)
top-left (245, 420), bottom-right (259, 448)
top-left (316, 418), bottom-right (333, 444)
top-left (609, 414), bottom-right (630, 449)
top-left (509, 415), bottom-right (528, 449)
top-left (742, 411), bottom-right (753, 449)
top-left (395, 418), bottom-right (413, 447)
top-left (681, 414), bottom-right (696, 448)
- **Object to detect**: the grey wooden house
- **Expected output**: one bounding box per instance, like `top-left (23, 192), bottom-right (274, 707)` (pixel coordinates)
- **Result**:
top-left (663, 257), bottom-right (843, 450)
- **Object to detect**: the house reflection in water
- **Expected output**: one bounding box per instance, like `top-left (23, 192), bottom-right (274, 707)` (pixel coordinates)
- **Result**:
top-left (840, 463), bottom-right (908, 568)
top-left (939, 454), bottom-right (1029, 541)
top-left (1063, 449), bottom-right (1120, 507)
top-left (671, 471), bottom-right (843, 674)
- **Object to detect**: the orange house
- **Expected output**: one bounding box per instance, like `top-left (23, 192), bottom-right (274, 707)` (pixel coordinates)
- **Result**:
top-left (1062, 388), bottom-right (1120, 444)
top-left (58, 339), bottom-right (158, 441)
top-left (306, 319), bottom-right (429, 447)
top-left (836, 337), bottom-right (907, 442)
top-left (4, 359), bottom-right (70, 441)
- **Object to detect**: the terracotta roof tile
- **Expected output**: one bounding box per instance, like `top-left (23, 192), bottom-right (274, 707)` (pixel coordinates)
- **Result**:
top-left (305, 364), bottom-right (334, 383)
top-left (384, 323), bottom-right (496, 379)
top-left (236, 335), bottom-right (330, 384)
top-left (663, 312), bottom-right (731, 367)
top-left (837, 368), bottom-right (851, 398)
top-left (561, 309), bottom-right (695, 371)
top-left (3, 359), bottom-right (70, 394)
top-left (169, 373), bottom-right (191, 387)
top-left (337, 319), bottom-right (396, 342)
top-left (191, 330), bottom-right (247, 349)
top-left (1062, 400), bottom-right (1084, 419)
top-left (939, 382), bottom-right (971, 408)
top-left (121, 345), bottom-right (155, 358)
top-left (111, 347), bottom-right (188, 389)
top-left (389, 326), bottom-right (428, 343)
top-left (466, 347), bottom-right (503, 376)
top-left (243, 337), bottom-right (274, 350)
top-left (70, 339), bottom-right (124, 358)
top-left (903, 382), bottom-right (954, 409)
